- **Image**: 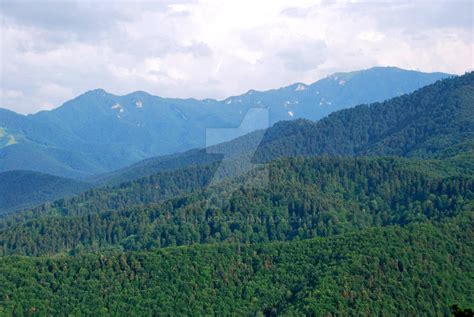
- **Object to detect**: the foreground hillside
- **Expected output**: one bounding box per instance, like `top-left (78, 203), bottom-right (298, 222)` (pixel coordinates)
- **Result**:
top-left (1, 216), bottom-right (472, 315)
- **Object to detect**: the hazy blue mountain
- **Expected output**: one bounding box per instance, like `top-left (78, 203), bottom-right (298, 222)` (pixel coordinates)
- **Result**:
top-left (97, 72), bottom-right (472, 186)
top-left (0, 170), bottom-right (88, 214)
top-left (0, 67), bottom-right (451, 178)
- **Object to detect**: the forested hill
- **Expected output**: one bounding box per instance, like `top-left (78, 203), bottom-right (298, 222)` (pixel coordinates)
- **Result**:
top-left (1, 214), bottom-right (472, 315)
top-left (1, 72), bottom-right (469, 215)
top-left (0, 72), bottom-right (471, 215)
top-left (254, 71), bottom-right (473, 162)
top-left (2, 156), bottom-right (472, 256)
top-left (0, 73), bottom-right (473, 315)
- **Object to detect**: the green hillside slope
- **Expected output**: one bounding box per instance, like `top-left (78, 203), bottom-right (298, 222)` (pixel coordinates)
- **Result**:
top-left (1, 215), bottom-right (472, 316)
top-left (2, 156), bottom-right (472, 256)
top-left (254, 71), bottom-right (473, 162)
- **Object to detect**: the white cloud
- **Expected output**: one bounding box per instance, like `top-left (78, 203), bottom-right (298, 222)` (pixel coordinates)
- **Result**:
top-left (1, 89), bottom-right (23, 98)
top-left (0, 0), bottom-right (472, 114)
top-left (358, 31), bottom-right (385, 42)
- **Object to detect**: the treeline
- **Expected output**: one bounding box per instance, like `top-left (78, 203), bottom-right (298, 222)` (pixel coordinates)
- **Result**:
top-left (1, 216), bottom-right (472, 316)
top-left (1, 157), bottom-right (472, 256)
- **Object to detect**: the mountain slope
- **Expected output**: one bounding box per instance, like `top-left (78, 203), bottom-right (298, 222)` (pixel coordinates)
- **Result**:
top-left (254, 71), bottom-right (473, 161)
top-left (0, 170), bottom-right (88, 214)
top-left (6, 71), bottom-right (464, 216)
top-left (0, 70), bottom-right (472, 316)
top-left (1, 216), bottom-right (472, 315)
top-left (5, 70), bottom-right (463, 214)
top-left (92, 130), bottom-right (266, 185)
top-left (0, 67), bottom-right (451, 178)
top-left (2, 156), bottom-right (472, 255)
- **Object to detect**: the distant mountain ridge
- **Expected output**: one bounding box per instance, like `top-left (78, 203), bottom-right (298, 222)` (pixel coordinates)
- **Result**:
top-left (97, 71), bottom-right (472, 186)
top-left (0, 67), bottom-right (451, 178)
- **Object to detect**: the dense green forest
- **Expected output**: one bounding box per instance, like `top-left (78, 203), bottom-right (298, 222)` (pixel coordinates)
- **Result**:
top-left (1, 156), bottom-right (472, 256)
top-left (1, 215), bottom-right (472, 316)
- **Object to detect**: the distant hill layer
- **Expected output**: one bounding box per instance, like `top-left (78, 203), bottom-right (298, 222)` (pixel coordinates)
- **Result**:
top-left (0, 67), bottom-right (451, 178)
top-left (0, 170), bottom-right (88, 214)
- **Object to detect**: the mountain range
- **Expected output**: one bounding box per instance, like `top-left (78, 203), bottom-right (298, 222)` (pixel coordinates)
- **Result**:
top-left (95, 71), bottom-right (474, 185)
top-left (0, 67), bottom-right (451, 178)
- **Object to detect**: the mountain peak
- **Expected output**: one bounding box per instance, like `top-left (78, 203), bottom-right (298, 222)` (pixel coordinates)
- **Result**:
top-left (326, 66), bottom-right (452, 82)
top-left (75, 88), bottom-right (115, 100)
top-left (80, 89), bottom-right (154, 100)
top-left (126, 90), bottom-right (153, 98)
top-left (86, 88), bottom-right (110, 95)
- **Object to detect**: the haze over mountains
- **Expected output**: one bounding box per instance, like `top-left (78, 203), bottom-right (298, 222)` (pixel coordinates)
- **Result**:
top-left (0, 67), bottom-right (450, 178)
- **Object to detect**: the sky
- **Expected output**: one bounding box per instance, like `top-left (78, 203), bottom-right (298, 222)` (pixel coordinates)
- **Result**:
top-left (0, 0), bottom-right (473, 114)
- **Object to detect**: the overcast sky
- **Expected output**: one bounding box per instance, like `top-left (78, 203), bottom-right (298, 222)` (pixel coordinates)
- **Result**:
top-left (0, 0), bottom-right (473, 114)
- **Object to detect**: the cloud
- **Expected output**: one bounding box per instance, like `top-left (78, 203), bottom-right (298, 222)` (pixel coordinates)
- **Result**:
top-left (0, 0), bottom-right (472, 114)
top-left (280, 5), bottom-right (317, 18)
top-left (0, 1), bottom-right (134, 44)
top-left (357, 31), bottom-right (384, 42)
top-left (277, 39), bottom-right (327, 71)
